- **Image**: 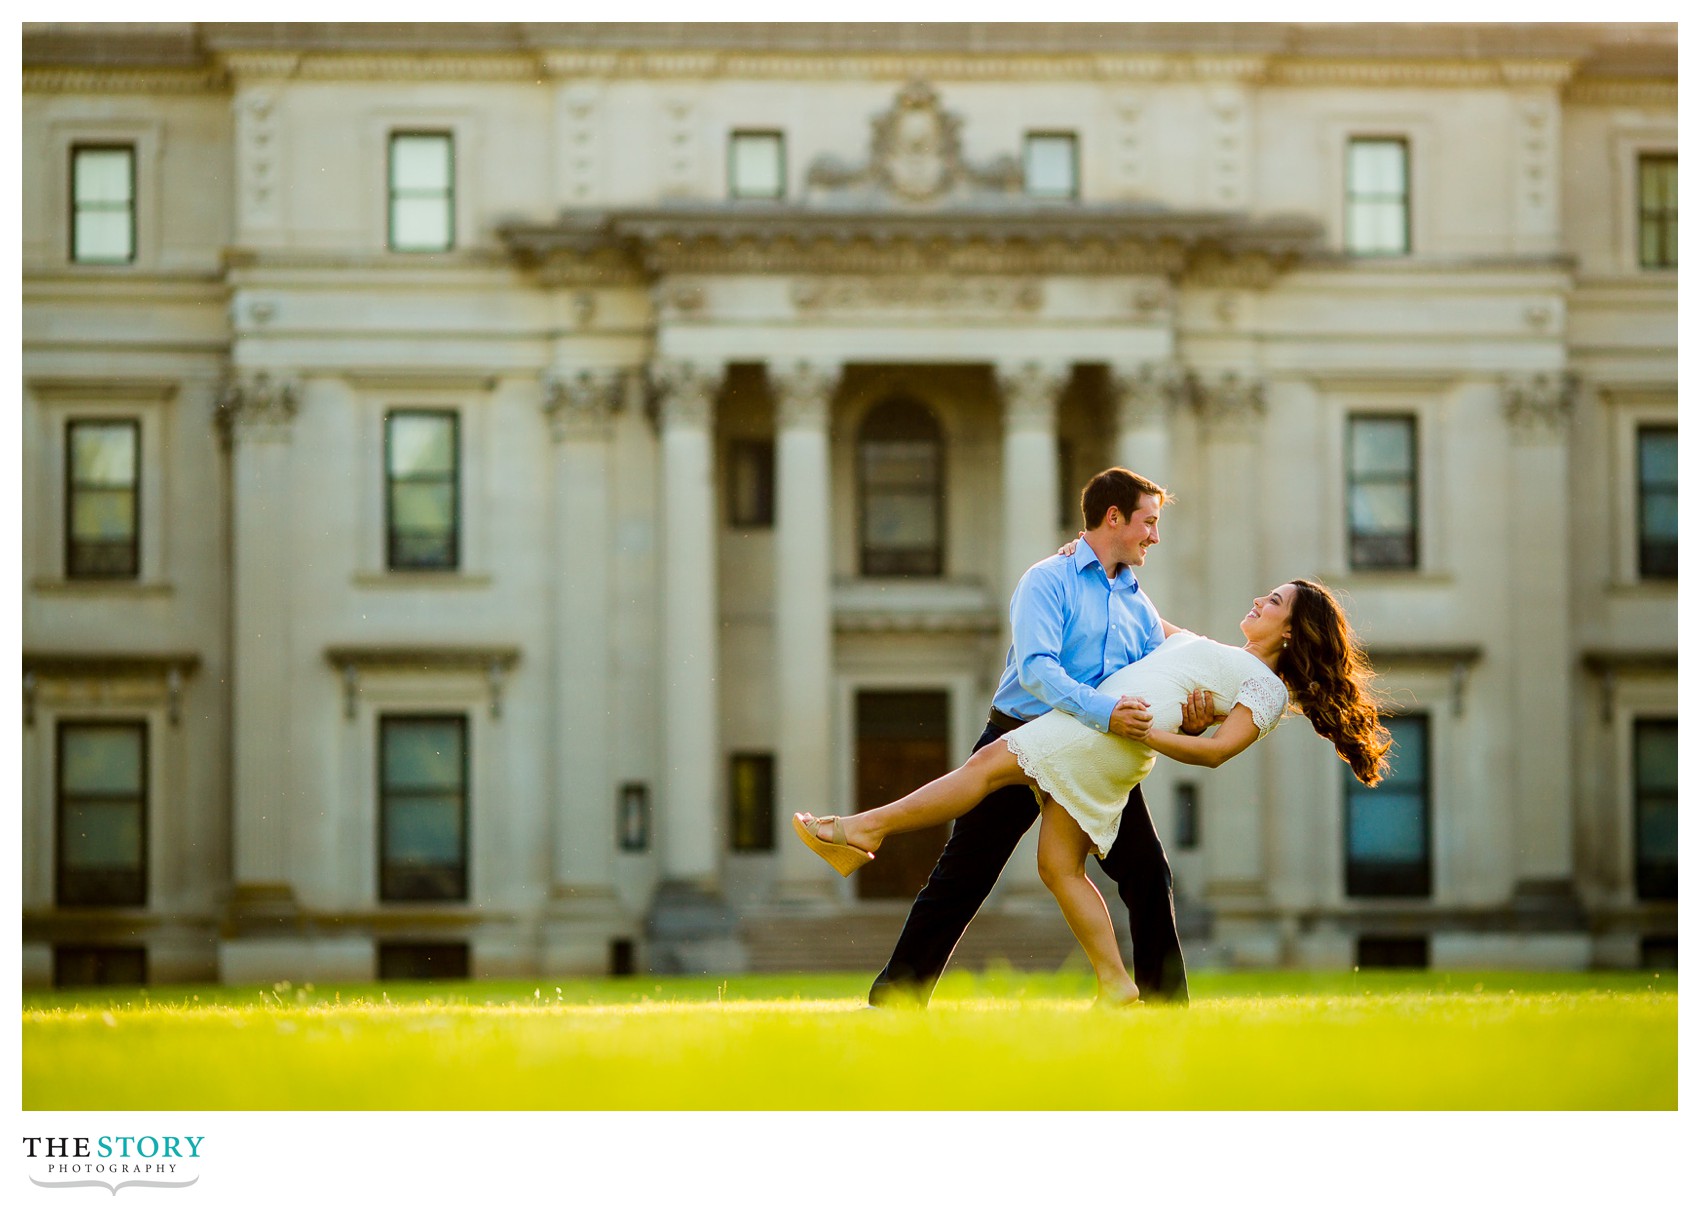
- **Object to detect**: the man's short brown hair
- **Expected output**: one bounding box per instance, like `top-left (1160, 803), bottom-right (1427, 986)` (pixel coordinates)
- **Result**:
top-left (1081, 467), bottom-right (1168, 529)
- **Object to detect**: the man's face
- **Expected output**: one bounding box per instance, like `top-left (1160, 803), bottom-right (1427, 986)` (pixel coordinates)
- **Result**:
top-left (1115, 493), bottom-right (1162, 568)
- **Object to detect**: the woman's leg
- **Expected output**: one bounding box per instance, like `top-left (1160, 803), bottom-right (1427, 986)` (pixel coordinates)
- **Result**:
top-left (1037, 797), bottom-right (1139, 1006)
top-left (810, 739), bottom-right (1033, 855)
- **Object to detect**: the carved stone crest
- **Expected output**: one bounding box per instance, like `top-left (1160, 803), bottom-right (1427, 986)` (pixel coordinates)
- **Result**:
top-left (1191, 370), bottom-right (1266, 440)
top-left (1501, 372), bottom-right (1575, 444)
top-left (543, 369), bottom-right (624, 442)
top-left (215, 372), bottom-right (299, 446)
top-left (807, 80), bottom-right (1021, 205)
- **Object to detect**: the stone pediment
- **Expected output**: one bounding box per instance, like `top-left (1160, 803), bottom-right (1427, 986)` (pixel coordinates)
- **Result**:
top-left (806, 80), bottom-right (1020, 206)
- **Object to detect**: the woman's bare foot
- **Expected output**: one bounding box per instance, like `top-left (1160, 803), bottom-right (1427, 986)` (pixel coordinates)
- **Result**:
top-left (1092, 980), bottom-right (1140, 1009)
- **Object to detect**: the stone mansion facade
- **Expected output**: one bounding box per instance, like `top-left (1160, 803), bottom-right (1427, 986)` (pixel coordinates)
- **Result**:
top-left (21, 23), bottom-right (1676, 986)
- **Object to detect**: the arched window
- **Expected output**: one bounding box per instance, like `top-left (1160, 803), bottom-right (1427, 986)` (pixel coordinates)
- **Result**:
top-left (858, 396), bottom-right (943, 577)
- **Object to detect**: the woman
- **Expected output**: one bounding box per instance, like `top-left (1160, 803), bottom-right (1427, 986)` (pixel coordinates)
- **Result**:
top-left (795, 578), bottom-right (1391, 1006)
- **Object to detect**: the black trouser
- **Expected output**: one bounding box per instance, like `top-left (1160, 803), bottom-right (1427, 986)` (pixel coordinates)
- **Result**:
top-left (868, 716), bottom-right (1190, 1007)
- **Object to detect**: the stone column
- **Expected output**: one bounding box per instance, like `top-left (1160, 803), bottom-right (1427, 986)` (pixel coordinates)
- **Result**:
top-left (1109, 361), bottom-right (1184, 488)
top-left (217, 372), bottom-right (304, 966)
top-left (1501, 373), bottom-right (1581, 917)
top-left (769, 361), bottom-right (842, 902)
top-left (1191, 371), bottom-right (1273, 934)
top-left (996, 362), bottom-right (1068, 601)
top-left (541, 368), bottom-right (626, 970)
top-left (643, 359), bottom-right (742, 971)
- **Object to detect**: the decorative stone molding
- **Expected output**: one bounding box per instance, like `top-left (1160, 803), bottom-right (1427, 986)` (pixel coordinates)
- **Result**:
top-left (23, 67), bottom-right (227, 93)
top-left (543, 369), bottom-right (625, 442)
top-left (806, 80), bottom-right (1020, 204)
top-left (769, 362), bottom-right (839, 430)
top-left (1191, 370), bottom-right (1266, 439)
top-left (660, 96), bottom-right (698, 200)
top-left (559, 85), bottom-right (602, 206)
top-left (648, 360), bottom-right (722, 429)
top-left (996, 362), bottom-right (1069, 429)
top-left (1206, 85), bottom-right (1251, 209)
top-left (22, 651), bottom-right (201, 728)
top-left (292, 54), bottom-right (541, 82)
top-left (324, 645), bottom-right (520, 720)
top-left (1501, 372), bottom-right (1576, 443)
top-left (237, 88), bottom-right (283, 231)
top-left (215, 372), bottom-right (300, 445)
top-left (1108, 362), bottom-right (1188, 429)
top-left (1513, 95), bottom-right (1559, 237)
top-left (790, 275), bottom-right (1042, 315)
top-left (1564, 78), bottom-right (1677, 107)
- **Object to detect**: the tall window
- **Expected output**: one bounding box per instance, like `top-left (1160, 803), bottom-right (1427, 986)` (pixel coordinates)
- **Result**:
top-left (858, 396), bottom-right (944, 577)
top-left (1345, 714), bottom-right (1431, 897)
top-left (1347, 414), bottom-right (1418, 570)
top-left (1633, 719), bottom-right (1677, 901)
top-left (379, 715), bottom-right (468, 902)
top-left (65, 419), bottom-right (140, 579)
top-left (728, 130), bottom-right (785, 200)
top-left (388, 132), bottom-right (455, 252)
top-left (385, 410), bottom-right (459, 570)
top-left (727, 439), bottom-right (775, 528)
top-left (1637, 153), bottom-right (1677, 269)
top-left (728, 753), bottom-right (776, 852)
top-left (71, 144), bottom-right (136, 264)
top-left (56, 721), bottom-right (147, 907)
top-left (1024, 132), bottom-right (1079, 200)
top-left (1346, 137), bottom-right (1410, 256)
top-left (1637, 425), bottom-right (1677, 580)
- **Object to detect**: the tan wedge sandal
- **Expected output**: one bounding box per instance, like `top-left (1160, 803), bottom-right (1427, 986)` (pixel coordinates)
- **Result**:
top-left (791, 812), bottom-right (875, 877)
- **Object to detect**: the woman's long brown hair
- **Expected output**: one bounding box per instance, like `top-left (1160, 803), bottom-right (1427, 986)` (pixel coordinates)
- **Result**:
top-left (1275, 579), bottom-right (1391, 786)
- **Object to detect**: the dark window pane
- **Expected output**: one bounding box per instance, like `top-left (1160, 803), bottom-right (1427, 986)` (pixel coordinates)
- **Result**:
top-left (859, 398), bottom-right (943, 577)
top-left (727, 439), bottom-right (775, 527)
top-left (1637, 153), bottom-right (1676, 270)
top-left (380, 716), bottom-right (468, 902)
top-left (385, 411), bottom-right (459, 570)
top-left (1634, 719), bottom-right (1677, 900)
top-left (729, 753), bottom-right (776, 852)
top-left (1356, 935), bottom-right (1428, 969)
top-left (1637, 426), bottom-right (1677, 580)
top-left (67, 420), bottom-right (139, 579)
top-left (1345, 714), bottom-right (1430, 897)
top-left (378, 941), bottom-right (469, 980)
top-left (1347, 415), bottom-right (1417, 570)
top-left (55, 946), bottom-right (147, 988)
top-left (57, 722), bottom-right (147, 907)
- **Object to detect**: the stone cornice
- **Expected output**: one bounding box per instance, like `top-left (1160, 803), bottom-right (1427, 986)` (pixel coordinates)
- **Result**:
top-left (23, 66), bottom-right (228, 94)
top-left (502, 206), bottom-right (1322, 280)
top-left (1564, 78), bottom-right (1678, 107)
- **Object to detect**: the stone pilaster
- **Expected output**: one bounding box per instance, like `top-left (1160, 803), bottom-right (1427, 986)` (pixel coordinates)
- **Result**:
top-left (216, 372), bottom-right (304, 962)
top-left (1191, 369), bottom-right (1270, 911)
top-left (769, 361), bottom-right (841, 902)
top-left (643, 359), bottom-right (743, 971)
top-left (1501, 372), bottom-right (1577, 898)
top-left (1108, 360), bottom-right (1185, 486)
top-left (541, 368), bottom-right (627, 969)
top-left (995, 361), bottom-right (1068, 600)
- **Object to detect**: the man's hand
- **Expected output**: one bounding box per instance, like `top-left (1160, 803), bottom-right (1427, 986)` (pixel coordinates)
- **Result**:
top-left (1178, 688), bottom-right (1223, 737)
top-left (1109, 695), bottom-right (1154, 741)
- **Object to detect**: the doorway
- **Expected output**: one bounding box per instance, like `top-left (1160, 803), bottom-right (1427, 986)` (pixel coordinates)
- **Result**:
top-left (854, 690), bottom-right (952, 900)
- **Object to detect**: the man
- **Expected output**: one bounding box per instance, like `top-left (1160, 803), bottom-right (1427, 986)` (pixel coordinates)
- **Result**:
top-left (869, 467), bottom-right (1202, 1006)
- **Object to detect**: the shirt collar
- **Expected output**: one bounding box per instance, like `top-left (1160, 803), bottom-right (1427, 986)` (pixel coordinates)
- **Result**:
top-left (1073, 540), bottom-right (1139, 592)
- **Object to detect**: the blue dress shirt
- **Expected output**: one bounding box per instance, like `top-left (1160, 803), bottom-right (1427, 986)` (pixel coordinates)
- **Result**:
top-left (989, 541), bottom-right (1166, 733)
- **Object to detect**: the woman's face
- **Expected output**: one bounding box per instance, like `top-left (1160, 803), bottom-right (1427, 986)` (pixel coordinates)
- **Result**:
top-left (1240, 582), bottom-right (1299, 649)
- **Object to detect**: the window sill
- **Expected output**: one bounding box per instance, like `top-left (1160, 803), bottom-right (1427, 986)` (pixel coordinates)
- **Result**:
top-left (31, 577), bottom-right (174, 598)
top-left (1606, 579), bottom-right (1678, 598)
top-left (353, 571), bottom-right (492, 589)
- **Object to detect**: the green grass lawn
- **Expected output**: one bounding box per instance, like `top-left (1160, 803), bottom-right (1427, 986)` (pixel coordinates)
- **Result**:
top-left (23, 969), bottom-right (1675, 1110)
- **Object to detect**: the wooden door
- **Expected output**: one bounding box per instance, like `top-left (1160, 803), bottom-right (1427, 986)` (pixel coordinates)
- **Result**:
top-left (854, 691), bottom-right (951, 901)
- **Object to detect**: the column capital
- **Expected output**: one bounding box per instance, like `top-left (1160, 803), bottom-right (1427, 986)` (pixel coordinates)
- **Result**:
top-left (543, 368), bottom-right (624, 441)
top-left (1191, 369), bottom-right (1266, 440)
top-left (216, 372), bottom-right (300, 446)
top-left (1501, 372), bottom-right (1575, 445)
top-left (1107, 360), bottom-right (1188, 429)
top-left (649, 359), bottom-right (722, 428)
top-left (995, 361), bottom-right (1069, 429)
top-left (768, 360), bottom-right (839, 430)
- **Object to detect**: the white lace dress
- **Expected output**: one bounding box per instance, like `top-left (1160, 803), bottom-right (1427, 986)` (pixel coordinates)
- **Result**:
top-left (1004, 631), bottom-right (1289, 857)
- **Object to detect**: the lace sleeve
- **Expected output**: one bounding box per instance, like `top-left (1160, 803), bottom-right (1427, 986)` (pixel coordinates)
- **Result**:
top-left (1235, 672), bottom-right (1289, 738)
